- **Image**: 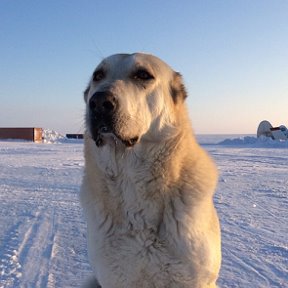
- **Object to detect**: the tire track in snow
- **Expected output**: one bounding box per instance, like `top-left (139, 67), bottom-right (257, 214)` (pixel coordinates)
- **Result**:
top-left (0, 222), bottom-right (23, 288)
top-left (0, 207), bottom-right (58, 288)
top-left (39, 208), bottom-right (58, 288)
top-left (16, 208), bottom-right (57, 287)
top-left (222, 246), bottom-right (282, 287)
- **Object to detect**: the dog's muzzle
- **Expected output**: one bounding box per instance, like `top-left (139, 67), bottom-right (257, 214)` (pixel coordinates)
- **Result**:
top-left (88, 91), bottom-right (117, 144)
top-left (88, 91), bottom-right (139, 148)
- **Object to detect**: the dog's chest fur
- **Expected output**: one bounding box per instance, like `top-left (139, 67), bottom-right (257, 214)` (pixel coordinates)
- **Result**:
top-left (82, 140), bottom-right (204, 287)
top-left (81, 138), bottom-right (218, 288)
top-left (92, 140), bottom-right (168, 236)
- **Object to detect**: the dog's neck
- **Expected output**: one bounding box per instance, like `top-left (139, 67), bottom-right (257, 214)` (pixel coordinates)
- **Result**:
top-left (84, 123), bottom-right (196, 184)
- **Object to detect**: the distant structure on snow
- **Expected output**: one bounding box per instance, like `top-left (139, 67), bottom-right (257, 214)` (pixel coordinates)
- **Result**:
top-left (66, 134), bottom-right (83, 139)
top-left (257, 121), bottom-right (288, 140)
top-left (0, 128), bottom-right (43, 143)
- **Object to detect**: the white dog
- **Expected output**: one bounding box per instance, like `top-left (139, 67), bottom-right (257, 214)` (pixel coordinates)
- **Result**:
top-left (80, 53), bottom-right (221, 288)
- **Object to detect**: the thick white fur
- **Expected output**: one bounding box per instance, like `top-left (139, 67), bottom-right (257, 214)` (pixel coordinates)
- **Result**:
top-left (80, 53), bottom-right (221, 288)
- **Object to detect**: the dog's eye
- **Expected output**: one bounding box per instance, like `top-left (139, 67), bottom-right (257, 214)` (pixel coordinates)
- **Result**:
top-left (93, 69), bottom-right (105, 82)
top-left (133, 69), bottom-right (154, 81)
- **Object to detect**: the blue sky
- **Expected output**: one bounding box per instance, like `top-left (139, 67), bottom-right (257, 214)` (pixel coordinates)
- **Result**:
top-left (0, 1), bottom-right (287, 134)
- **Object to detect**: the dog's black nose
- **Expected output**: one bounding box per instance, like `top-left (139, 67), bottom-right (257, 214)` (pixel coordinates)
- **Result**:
top-left (89, 91), bottom-right (117, 114)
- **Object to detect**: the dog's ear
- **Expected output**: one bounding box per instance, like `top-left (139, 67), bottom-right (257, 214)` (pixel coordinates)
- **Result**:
top-left (170, 72), bottom-right (187, 104)
top-left (84, 85), bottom-right (90, 103)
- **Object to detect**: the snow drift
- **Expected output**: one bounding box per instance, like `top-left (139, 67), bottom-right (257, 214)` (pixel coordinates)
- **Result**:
top-left (218, 136), bottom-right (288, 148)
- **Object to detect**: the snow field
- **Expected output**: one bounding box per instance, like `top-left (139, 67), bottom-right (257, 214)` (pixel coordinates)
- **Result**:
top-left (0, 143), bottom-right (91, 288)
top-left (212, 147), bottom-right (287, 287)
top-left (0, 138), bottom-right (287, 287)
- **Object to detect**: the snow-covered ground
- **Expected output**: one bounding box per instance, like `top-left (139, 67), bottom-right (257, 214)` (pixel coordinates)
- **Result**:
top-left (0, 135), bottom-right (287, 287)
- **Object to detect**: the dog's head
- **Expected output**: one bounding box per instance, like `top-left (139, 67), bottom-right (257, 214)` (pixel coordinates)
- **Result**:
top-left (84, 53), bottom-right (187, 147)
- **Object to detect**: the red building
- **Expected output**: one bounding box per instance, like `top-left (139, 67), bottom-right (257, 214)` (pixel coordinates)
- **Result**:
top-left (0, 128), bottom-right (43, 143)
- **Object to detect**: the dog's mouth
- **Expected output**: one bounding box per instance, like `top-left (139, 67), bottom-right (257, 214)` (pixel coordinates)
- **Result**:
top-left (93, 126), bottom-right (139, 148)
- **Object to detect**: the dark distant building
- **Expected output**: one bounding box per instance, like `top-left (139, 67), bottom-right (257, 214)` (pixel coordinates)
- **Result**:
top-left (66, 134), bottom-right (84, 139)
